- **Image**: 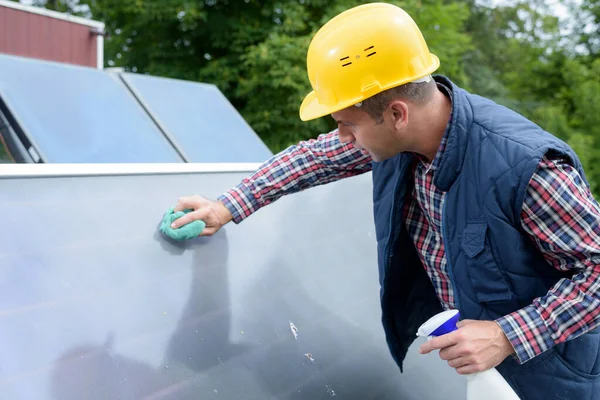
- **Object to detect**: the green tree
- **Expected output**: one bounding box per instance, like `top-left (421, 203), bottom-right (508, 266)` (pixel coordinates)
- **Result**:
top-left (460, 0), bottom-right (600, 196)
top-left (576, 0), bottom-right (600, 57)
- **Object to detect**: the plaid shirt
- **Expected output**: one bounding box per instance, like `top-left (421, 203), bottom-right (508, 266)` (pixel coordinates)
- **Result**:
top-left (218, 129), bottom-right (600, 366)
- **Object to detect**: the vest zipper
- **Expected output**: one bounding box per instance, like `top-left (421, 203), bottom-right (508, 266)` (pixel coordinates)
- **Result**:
top-left (385, 180), bottom-right (402, 269)
top-left (385, 159), bottom-right (406, 271)
top-left (441, 196), bottom-right (461, 311)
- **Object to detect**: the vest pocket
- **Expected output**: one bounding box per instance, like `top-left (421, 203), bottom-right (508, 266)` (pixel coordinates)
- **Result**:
top-left (500, 348), bottom-right (600, 399)
top-left (554, 327), bottom-right (600, 378)
top-left (461, 221), bottom-right (513, 303)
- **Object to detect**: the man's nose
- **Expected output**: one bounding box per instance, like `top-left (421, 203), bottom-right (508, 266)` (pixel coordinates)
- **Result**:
top-left (338, 127), bottom-right (353, 144)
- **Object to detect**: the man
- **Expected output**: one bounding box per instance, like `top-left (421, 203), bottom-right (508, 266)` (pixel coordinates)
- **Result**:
top-left (170, 3), bottom-right (600, 398)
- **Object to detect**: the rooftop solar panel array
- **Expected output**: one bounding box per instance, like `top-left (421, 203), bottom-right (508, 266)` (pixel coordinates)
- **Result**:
top-left (0, 54), bottom-right (273, 163)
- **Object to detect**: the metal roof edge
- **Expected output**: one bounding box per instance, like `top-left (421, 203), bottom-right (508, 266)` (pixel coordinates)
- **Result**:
top-left (0, 163), bottom-right (263, 178)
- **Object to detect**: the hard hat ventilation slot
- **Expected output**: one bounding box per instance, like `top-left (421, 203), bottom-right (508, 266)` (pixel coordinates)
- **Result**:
top-left (365, 45), bottom-right (376, 57)
top-left (340, 56), bottom-right (352, 67)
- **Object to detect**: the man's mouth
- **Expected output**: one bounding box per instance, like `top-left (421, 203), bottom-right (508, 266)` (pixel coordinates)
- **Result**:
top-left (353, 142), bottom-right (369, 155)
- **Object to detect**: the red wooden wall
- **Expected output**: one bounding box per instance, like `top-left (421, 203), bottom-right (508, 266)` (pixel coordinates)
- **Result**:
top-left (0, 5), bottom-right (98, 68)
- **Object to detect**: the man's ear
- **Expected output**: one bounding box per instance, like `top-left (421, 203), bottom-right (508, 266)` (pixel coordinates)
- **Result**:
top-left (388, 100), bottom-right (409, 131)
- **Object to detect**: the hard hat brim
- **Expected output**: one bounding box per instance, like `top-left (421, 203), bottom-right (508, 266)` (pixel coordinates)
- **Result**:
top-left (300, 90), bottom-right (365, 121)
top-left (299, 91), bottom-right (334, 121)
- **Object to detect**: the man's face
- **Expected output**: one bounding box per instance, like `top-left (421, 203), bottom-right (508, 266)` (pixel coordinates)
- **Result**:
top-left (331, 106), bottom-right (405, 162)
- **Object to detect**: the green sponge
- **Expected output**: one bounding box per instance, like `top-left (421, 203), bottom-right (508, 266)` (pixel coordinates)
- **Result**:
top-left (159, 207), bottom-right (206, 240)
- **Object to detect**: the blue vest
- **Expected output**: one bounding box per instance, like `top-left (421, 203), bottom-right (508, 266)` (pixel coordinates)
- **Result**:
top-left (372, 76), bottom-right (600, 399)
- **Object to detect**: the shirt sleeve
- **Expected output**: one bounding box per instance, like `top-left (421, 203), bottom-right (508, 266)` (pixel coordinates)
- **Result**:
top-left (217, 129), bottom-right (372, 223)
top-left (496, 156), bottom-right (600, 363)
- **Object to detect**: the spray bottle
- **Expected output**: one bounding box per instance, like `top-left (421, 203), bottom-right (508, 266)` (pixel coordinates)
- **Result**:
top-left (417, 310), bottom-right (520, 400)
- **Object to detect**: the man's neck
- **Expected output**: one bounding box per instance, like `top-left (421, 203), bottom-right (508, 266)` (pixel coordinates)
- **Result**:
top-left (411, 89), bottom-right (452, 162)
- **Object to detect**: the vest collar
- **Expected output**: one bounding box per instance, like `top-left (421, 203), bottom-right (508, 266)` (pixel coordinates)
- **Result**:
top-left (432, 76), bottom-right (474, 192)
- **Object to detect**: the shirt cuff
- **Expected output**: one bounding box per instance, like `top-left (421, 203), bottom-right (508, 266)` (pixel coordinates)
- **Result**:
top-left (495, 305), bottom-right (556, 364)
top-left (217, 182), bottom-right (263, 224)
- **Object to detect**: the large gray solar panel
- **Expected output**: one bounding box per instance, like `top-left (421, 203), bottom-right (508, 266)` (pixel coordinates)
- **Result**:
top-left (0, 166), bottom-right (466, 399)
top-left (0, 54), bottom-right (183, 163)
top-left (120, 73), bottom-right (273, 163)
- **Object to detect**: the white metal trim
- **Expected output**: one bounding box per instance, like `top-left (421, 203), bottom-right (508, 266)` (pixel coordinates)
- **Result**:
top-left (0, 163), bottom-right (263, 178)
top-left (0, 0), bottom-right (105, 29)
top-left (97, 35), bottom-right (104, 69)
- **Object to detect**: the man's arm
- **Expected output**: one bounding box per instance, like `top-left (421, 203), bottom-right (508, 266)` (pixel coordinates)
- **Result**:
top-left (171, 130), bottom-right (372, 233)
top-left (496, 156), bottom-right (600, 364)
top-left (217, 129), bottom-right (372, 223)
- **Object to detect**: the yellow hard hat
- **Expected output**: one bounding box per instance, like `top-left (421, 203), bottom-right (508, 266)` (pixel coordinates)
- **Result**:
top-left (299, 3), bottom-right (440, 121)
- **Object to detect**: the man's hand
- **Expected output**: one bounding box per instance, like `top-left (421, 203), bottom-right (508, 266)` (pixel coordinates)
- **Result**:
top-left (170, 195), bottom-right (233, 237)
top-left (419, 320), bottom-right (515, 375)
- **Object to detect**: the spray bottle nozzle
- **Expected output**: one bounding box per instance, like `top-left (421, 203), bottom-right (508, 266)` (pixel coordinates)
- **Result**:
top-left (416, 309), bottom-right (461, 339)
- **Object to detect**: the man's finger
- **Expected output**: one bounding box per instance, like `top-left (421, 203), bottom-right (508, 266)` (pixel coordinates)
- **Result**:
top-left (439, 345), bottom-right (461, 361)
top-left (199, 227), bottom-right (217, 237)
top-left (419, 332), bottom-right (459, 354)
top-left (447, 356), bottom-right (469, 369)
top-left (173, 203), bottom-right (186, 213)
top-left (174, 196), bottom-right (201, 212)
top-left (456, 363), bottom-right (482, 375)
top-left (171, 210), bottom-right (205, 229)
